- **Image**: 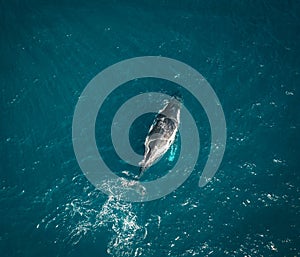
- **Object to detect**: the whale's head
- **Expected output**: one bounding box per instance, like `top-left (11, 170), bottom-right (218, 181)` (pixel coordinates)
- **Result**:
top-left (160, 97), bottom-right (181, 123)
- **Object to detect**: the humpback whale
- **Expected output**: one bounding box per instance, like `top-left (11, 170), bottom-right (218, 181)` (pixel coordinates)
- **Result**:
top-left (138, 96), bottom-right (181, 178)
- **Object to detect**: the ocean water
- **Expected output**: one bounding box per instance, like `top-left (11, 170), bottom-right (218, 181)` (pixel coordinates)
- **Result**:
top-left (1, 1), bottom-right (299, 256)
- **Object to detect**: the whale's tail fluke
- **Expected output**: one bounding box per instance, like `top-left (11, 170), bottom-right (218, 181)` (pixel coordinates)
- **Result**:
top-left (136, 165), bottom-right (147, 180)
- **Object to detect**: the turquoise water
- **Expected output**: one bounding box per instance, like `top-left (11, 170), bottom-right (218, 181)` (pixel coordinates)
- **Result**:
top-left (1, 1), bottom-right (299, 256)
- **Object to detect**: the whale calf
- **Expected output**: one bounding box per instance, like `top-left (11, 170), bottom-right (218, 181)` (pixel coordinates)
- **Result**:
top-left (138, 96), bottom-right (181, 178)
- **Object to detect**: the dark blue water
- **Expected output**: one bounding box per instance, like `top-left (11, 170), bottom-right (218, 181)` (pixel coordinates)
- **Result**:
top-left (1, 1), bottom-right (299, 256)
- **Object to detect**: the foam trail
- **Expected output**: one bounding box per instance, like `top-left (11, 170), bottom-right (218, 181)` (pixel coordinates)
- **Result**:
top-left (38, 183), bottom-right (145, 256)
top-left (97, 196), bottom-right (145, 256)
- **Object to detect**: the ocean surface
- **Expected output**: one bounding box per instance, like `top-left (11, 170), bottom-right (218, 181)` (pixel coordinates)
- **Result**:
top-left (0, 0), bottom-right (299, 256)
